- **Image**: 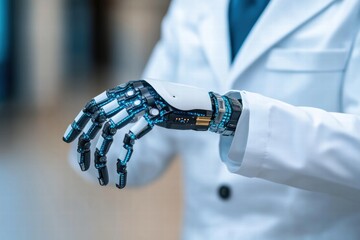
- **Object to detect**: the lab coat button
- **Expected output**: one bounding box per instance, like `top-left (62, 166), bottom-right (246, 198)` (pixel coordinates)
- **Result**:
top-left (218, 185), bottom-right (231, 200)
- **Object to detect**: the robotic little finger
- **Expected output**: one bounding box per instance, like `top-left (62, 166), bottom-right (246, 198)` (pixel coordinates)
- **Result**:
top-left (63, 79), bottom-right (242, 189)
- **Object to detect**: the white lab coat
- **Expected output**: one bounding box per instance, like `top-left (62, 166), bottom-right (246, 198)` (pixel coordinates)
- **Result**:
top-left (71, 0), bottom-right (360, 239)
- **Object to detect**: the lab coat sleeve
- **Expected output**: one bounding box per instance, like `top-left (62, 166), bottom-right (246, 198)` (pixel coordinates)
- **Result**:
top-left (69, 0), bottom-right (181, 187)
top-left (220, 27), bottom-right (360, 201)
top-left (221, 92), bottom-right (360, 200)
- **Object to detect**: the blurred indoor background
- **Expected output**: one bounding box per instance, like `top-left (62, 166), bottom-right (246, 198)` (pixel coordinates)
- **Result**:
top-left (0, 0), bottom-right (183, 239)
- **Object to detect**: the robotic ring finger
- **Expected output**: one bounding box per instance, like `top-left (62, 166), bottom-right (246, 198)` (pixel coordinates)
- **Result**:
top-left (63, 79), bottom-right (242, 189)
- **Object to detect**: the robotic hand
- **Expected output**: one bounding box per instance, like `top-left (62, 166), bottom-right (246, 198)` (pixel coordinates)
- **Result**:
top-left (63, 79), bottom-right (242, 189)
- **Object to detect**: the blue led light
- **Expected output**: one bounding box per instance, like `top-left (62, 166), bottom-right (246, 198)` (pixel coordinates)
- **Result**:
top-left (218, 96), bottom-right (232, 128)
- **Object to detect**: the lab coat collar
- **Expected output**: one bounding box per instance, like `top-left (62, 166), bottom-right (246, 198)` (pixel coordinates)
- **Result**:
top-left (198, 0), bottom-right (339, 89)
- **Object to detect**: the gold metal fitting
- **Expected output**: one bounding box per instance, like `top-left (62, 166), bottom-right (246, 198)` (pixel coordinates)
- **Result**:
top-left (196, 116), bottom-right (211, 126)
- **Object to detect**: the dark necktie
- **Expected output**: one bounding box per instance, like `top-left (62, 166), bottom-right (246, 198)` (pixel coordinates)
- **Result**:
top-left (228, 0), bottom-right (270, 62)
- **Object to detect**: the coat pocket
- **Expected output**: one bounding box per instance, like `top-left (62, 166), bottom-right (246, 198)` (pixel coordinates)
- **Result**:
top-left (266, 48), bottom-right (349, 72)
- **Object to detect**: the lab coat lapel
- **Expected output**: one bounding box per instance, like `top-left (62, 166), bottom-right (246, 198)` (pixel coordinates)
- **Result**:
top-left (228, 0), bottom-right (338, 88)
top-left (198, 0), bottom-right (230, 83)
